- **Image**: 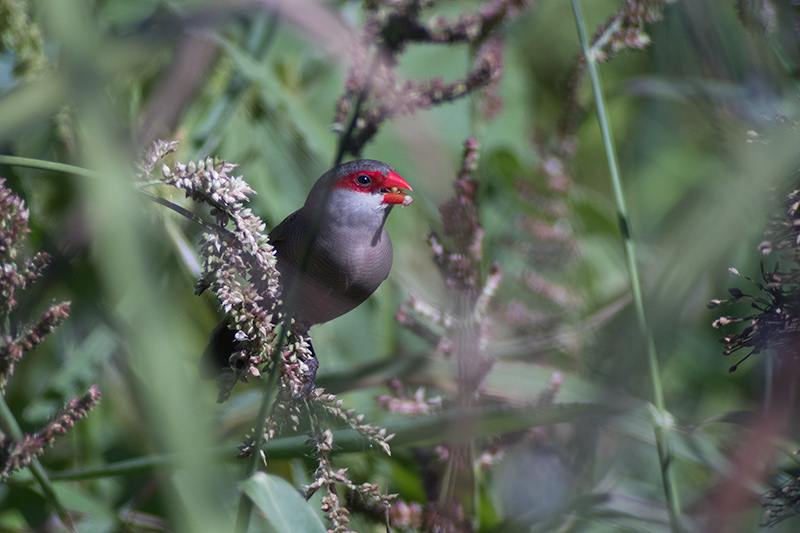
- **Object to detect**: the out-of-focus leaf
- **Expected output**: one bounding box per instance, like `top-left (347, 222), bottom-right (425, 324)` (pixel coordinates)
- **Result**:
top-left (608, 405), bottom-right (736, 474)
top-left (0, 77), bottom-right (66, 138)
top-left (217, 37), bottom-right (334, 162)
top-left (390, 402), bottom-right (619, 446)
top-left (97, 0), bottom-right (160, 27)
top-left (51, 484), bottom-right (117, 533)
top-left (266, 402), bottom-right (619, 457)
top-left (316, 353), bottom-right (431, 393)
top-left (571, 489), bottom-right (672, 533)
top-left (235, 402), bottom-right (617, 459)
top-left (239, 472), bottom-right (326, 533)
top-left (421, 358), bottom-right (621, 405)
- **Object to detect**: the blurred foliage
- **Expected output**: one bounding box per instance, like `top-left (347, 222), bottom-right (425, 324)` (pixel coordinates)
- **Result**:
top-left (0, 0), bottom-right (799, 532)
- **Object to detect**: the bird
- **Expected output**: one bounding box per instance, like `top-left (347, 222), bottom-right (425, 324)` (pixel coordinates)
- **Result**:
top-left (203, 159), bottom-right (413, 378)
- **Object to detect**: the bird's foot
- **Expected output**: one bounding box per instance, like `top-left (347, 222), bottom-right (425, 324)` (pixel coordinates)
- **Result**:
top-left (286, 334), bottom-right (318, 399)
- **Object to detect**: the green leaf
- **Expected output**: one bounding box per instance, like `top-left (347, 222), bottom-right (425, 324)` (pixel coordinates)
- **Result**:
top-left (239, 472), bottom-right (327, 533)
top-left (217, 36), bottom-right (334, 161)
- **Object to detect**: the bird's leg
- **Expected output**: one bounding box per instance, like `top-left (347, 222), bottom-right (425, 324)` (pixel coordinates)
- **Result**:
top-left (303, 338), bottom-right (318, 377)
top-left (287, 331), bottom-right (318, 399)
top-left (300, 339), bottom-right (319, 396)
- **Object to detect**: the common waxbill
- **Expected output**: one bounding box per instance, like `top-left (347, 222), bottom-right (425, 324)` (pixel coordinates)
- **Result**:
top-left (205, 159), bottom-right (413, 374)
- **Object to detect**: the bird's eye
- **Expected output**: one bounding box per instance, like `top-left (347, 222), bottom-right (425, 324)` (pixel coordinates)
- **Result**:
top-left (355, 174), bottom-right (372, 187)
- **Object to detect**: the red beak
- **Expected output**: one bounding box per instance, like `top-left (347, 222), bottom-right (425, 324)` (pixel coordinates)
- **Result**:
top-left (382, 170), bottom-right (413, 206)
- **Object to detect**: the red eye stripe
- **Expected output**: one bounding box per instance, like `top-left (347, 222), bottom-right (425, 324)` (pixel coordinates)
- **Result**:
top-left (334, 170), bottom-right (388, 193)
top-left (333, 169), bottom-right (412, 197)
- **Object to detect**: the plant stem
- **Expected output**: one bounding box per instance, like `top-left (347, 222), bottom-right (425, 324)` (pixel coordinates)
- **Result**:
top-left (235, 40), bottom-right (369, 529)
top-left (233, 84), bottom-right (365, 526)
top-left (0, 395), bottom-right (76, 532)
top-left (570, 1), bottom-right (682, 531)
top-left (234, 358), bottom-right (281, 533)
top-left (0, 155), bottom-right (101, 179)
top-left (239, 41), bottom-right (382, 533)
top-left (0, 155), bottom-right (232, 238)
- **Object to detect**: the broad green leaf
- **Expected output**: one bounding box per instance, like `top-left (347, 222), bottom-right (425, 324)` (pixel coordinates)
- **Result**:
top-left (239, 472), bottom-right (326, 533)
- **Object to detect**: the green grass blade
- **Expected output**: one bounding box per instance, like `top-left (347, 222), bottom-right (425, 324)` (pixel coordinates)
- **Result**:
top-left (240, 472), bottom-right (327, 533)
top-left (570, 1), bottom-right (683, 531)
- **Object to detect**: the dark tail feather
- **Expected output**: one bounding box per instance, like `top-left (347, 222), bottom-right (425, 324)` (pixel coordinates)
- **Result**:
top-left (199, 319), bottom-right (237, 379)
top-left (201, 321), bottom-right (320, 399)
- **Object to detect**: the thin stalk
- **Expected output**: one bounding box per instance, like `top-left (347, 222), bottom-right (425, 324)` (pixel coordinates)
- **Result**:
top-left (334, 75), bottom-right (370, 165)
top-left (0, 228), bottom-right (75, 531)
top-left (0, 395), bottom-right (76, 532)
top-left (234, 354), bottom-right (281, 533)
top-left (139, 191), bottom-right (224, 235)
top-left (446, 41), bottom-right (481, 525)
top-left (570, 1), bottom-right (682, 531)
top-left (0, 155), bottom-right (228, 238)
top-left (236, 47), bottom-right (374, 533)
top-left (764, 352), bottom-right (774, 414)
top-left (467, 43), bottom-right (483, 142)
top-left (0, 155), bottom-right (101, 179)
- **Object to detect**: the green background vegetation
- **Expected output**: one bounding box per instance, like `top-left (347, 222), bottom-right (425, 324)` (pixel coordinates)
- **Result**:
top-left (0, 0), bottom-right (798, 531)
